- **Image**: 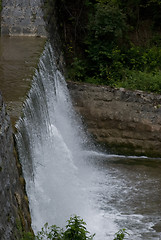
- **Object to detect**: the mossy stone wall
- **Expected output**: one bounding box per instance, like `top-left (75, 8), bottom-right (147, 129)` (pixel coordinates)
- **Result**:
top-left (0, 93), bottom-right (32, 239)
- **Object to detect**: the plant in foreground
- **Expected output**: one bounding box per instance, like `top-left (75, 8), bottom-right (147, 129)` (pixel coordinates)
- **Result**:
top-left (113, 228), bottom-right (129, 240)
top-left (21, 215), bottom-right (129, 240)
top-left (36, 215), bottom-right (95, 240)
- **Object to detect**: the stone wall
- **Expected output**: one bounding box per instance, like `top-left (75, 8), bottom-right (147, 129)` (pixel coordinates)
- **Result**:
top-left (0, 92), bottom-right (32, 239)
top-left (1, 0), bottom-right (47, 37)
top-left (68, 82), bottom-right (161, 157)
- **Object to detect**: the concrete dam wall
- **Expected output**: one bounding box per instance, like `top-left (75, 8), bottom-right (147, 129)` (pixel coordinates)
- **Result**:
top-left (0, 93), bottom-right (32, 239)
top-left (1, 0), bottom-right (47, 37)
top-left (0, 1), bottom-right (47, 237)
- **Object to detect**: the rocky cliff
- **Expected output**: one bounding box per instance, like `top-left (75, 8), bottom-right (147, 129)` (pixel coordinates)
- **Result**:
top-left (68, 82), bottom-right (161, 157)
top-left (0, 92), bottom-right (32, 239)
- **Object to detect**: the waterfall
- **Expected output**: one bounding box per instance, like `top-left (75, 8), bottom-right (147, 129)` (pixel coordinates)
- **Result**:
top-left (16, 43), bottom-right (118, 239)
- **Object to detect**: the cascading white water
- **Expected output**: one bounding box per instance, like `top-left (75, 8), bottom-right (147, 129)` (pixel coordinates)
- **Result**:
top-left (15, 42), bottom-right (161, 240)
top-left (16, 43), bottom-right (118, 239)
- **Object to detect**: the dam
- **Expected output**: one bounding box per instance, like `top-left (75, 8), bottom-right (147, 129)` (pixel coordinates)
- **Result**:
top-left (0, 1), bottom-right (161, 239)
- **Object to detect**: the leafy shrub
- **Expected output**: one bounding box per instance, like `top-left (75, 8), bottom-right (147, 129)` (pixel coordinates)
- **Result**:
top-left (67, 58), bottom-right (87, 82)
top-left (63, 215), bottom-right (95, 240)
top-left (114, 229), bottom-right (129, 240)
top-left (83, 1), bottom-right (128, 82)
top-left (19, 215), bottom-right (129, 240)
top-left (36, 223), bottom-right (64, 240)
top-left (44, 0), bottom-right (161, 93)
top-left (87, 2), bottom-right (127, 44)
top-left (36, 215), bottom-right (95, 240)
top-left (64, 0), bottom-right (161, 94)
top-left (68, 42), bottom-right (161, 94)
top-left (115, 69), bottom-right (161, 93)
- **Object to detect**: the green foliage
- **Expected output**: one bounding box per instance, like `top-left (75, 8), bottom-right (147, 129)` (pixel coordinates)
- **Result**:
top-left (36, 223), bottom-right (64, 240)
top-left (67, 58), bottom-right (87, 81)
top-left (86, 1), bottom-right (127, 70)
top-left (36, 215), bottom-right (95, 240)
top-left (64, 215), bottom-right (95, 240)
top-left (87, 2), bottom-right (127, 43)
top-left (68, 41), bottom-right (161, 93)
top-left (16, 215), bottom-right (129, 240)
top-left (16, 219), bottom-right (34, 240)
top-left (113, 229), bottom-right (129, 240)
top-left (44, 0), bottom-right (161, 93)
top-left (115, 69), bottom-right (161, 93)
top-left (21, 232), bottom-right (35, 240)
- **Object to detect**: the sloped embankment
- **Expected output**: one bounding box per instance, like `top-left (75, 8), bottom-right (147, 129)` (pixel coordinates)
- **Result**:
top-left (68, 82), bottom-right (161, 157)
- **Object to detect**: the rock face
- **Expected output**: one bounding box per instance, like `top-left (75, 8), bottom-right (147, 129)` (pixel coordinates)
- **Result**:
top-left (68, 82), bottom-right (161, 157)
top-left (1, 0), bottom-right (47, 37)
top-left (0, 92), bottom-right (32, 239)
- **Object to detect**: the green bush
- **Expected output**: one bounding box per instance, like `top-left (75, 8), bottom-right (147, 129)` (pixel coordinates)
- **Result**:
top-left (18, 215), bottom-right (129, 240)
top-left (63, 215), bottom-right (95, 240)
top-left (36, 223), bottom-right (63, 240)
top-left (87, 2), bottom-right (127, 44)
top-left (83, 1), bottom-right (127, 82)
top-left (64, 0), bottom-right (161, 94)
top-left (68, 43), bottom-right (161, 94)
top-left (67, 58), bottom-right (87, 82)
top-left (115, 69), bottom-right (161, 93)
top-left (43, 0), bottom-right (161, 94)
top-left (36, 215), bottom-right (95, 240)
top-left (113, 229), bottom-right (129, 240)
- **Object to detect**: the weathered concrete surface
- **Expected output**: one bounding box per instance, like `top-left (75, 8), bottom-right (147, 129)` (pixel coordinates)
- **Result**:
top-left (0, 36), bottom-right (45, 126)
top-left (1, 0), bottom-right (47, 37)
top-left (68, 82), bottom-right (161, 157)
top-left (0, 92), bottom-right (32, 239)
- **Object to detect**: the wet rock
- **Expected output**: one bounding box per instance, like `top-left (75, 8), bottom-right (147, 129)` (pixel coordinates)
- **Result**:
top-left (152, 221), bottom-right (161, 232)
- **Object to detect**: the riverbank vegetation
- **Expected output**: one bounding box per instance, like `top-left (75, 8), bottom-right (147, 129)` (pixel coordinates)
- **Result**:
top-left (20, 215), bottom-right (129, 240)
top-left (43, 0), bottom-right (161, 93)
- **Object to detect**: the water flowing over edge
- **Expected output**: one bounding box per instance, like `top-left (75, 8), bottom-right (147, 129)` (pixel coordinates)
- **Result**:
top-left (15, 41), bottom-right (161, 240)
top-left (15, 42), bottom-right (119, 239)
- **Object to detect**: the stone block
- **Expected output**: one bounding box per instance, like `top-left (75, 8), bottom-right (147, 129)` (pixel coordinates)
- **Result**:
top-left (1, 0), bottom-right (47, 37)
top-left (1, 26), bottom-right (10, 35)
top-left (11, 26), bottom-right (22, 34)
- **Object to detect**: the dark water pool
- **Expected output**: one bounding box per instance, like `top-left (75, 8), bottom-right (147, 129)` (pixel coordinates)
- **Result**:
top-left (89, 154), bottom-right (161, 239)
